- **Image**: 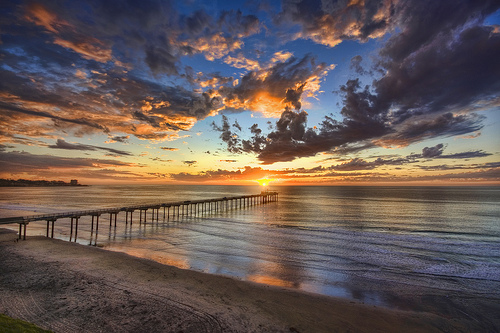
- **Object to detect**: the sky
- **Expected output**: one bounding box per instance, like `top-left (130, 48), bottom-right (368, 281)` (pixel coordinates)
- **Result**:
top-left (0, 0), bottom-right (499, 185)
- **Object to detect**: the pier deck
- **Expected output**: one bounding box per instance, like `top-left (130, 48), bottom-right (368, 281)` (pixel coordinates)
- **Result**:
top-left (0, 191), bottom-right (278, 241)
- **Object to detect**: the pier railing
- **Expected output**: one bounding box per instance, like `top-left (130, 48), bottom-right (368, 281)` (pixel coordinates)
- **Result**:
top-left (0, 191), bottom-right (278, 241)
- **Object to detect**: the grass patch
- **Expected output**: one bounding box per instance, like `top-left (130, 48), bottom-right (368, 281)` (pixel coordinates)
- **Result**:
top-left (0, 313), bottom-right (52, 333)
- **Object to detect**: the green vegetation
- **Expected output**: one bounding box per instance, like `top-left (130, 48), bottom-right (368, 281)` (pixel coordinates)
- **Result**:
top-left (0, 314), bottom-right (53, 333)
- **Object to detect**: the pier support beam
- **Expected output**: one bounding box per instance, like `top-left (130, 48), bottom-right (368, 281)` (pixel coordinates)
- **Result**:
top-left (18, 223), bottom-right (28, 240)
top-left (45, 219), bottom-right (57, 238)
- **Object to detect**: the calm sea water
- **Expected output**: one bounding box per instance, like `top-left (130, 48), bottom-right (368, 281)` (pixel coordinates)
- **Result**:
top-left (1, 185), bottom-right (499, 308)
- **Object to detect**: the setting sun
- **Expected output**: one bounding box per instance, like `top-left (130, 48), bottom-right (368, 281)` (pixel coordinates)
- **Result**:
top-left (255, 178), bottom-right (274, 187)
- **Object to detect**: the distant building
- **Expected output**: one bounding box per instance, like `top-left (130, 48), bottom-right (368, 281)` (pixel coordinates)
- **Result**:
top-left (70, 179), bottom-right (78, 186)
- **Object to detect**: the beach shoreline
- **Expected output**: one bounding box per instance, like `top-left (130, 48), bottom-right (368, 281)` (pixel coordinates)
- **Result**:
top-left (1, 228), bottom-right (498, 332)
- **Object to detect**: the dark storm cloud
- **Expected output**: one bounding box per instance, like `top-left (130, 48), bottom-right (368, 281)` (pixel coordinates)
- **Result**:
top-left (144, 43), bottom-right (180, 76)
top-left (326, 143), bottom-right (494, 171)
top-left (48, 139), bottom-right (132, 156)
top-left (378, 0), bottom-right (499, 63)
top-left (276, 0), bottom-right (396, 46)
top-left (379, 113), bottom-right (486, 147)
top-left (437, 150), bottom-right (492, 159)
top-left (328, 157), bottom-right (413, 171)
top-left (421, 144), bottom-right (444, 158)
top-left (213, 107), bottom-right (493, 164)
top-left (213, 0), bottom-right (500, 163)
top-left (418, 162), bottom-right (500, 171)
top-left (283, 82), bottom-right (307, 111)
top-left (0, 150), bottom-right (132, 172)
top-left (214, 101), bottom-right (389, 164)
top-left (376, 24), bottom-right (500, 119)
top-left (363, 1), bottom-right (500, 147)
top-left (218, 10), bottom-right (260, 37)
top-left (329, 158), bottom-right (379, 171)
top-left (107, 135), bottom-right (130, 143)
top-left (211, 115), bottom-right (241, 154)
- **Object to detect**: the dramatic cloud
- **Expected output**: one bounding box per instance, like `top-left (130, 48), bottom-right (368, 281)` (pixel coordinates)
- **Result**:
top-left (327, 144), bottom-right (494, 171)
top-left (329, 157), bottom-right (398, 171)
top-left (328, 153), bottom-right (419, 171)
top-left (277, 0), bottom-right (397, 47)
top-left (217, 54), bottom-right (334, 117)
top-left (418, 162), bottom-right (500, 171)
top-left (211, 115), bottom-right (241, 154)
top-left (0, 61), bottom-right (223, 143)
top-left (214, 0), bottom-right (500, 164)
top-left (421, 144), bottom-right (445, 158)
top-left (0, 150), bottom-right (140, 181)
top-left (0, 0), bottom-right (264, 147)
top-left (24, 2), bottom-right (113, 63)
top-left (106, 135), bottom-right (130, 144)
top-left (437, 150), bottom-right (493, 159)
top-left (48, 139), bottom-right (132, 156)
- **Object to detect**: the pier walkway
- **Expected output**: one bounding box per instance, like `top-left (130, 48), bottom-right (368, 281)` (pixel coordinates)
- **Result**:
top-left (0, 191), bottom-right (278, 241)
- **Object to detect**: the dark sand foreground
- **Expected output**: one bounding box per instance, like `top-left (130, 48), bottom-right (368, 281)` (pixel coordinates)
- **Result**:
top-left (1, 229), bottom-right (498, 332)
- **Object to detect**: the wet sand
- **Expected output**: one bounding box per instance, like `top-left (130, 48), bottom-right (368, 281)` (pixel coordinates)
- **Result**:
top-left (0, 228), bottom-right (498, 332)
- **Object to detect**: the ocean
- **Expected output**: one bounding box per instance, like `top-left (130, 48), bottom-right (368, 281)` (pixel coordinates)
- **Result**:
top-left (1, 185), bottom-right (499, 309)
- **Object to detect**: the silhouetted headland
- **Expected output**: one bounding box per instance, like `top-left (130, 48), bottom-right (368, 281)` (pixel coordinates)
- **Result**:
top-left (0, 179), bottom-right (85, 187)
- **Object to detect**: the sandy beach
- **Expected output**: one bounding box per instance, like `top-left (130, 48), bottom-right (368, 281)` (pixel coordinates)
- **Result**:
top-left (0, 228), bottom-right (498, 333)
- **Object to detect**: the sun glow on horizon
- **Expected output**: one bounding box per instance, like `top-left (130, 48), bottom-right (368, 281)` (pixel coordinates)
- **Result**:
top-left (255, 178), bottom-right (275, 187)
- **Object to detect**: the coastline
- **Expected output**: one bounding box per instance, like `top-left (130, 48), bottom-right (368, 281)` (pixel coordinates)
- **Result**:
top-left (0, 228), bottom-right (498, 332)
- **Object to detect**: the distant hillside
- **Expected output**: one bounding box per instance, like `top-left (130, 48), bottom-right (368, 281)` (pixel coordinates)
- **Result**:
top-left (0, 179), bottom-right (84, 187)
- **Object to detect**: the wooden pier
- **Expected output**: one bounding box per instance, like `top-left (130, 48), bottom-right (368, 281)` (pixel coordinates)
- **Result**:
top-left (0, 191), bottom-right (278, 242)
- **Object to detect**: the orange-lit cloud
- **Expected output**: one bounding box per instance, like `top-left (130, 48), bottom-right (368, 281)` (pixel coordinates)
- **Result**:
top-left (25, 3), bottom-right (113, 63)
top-left (25, 3), bottom-right (69, 33)
top-left (53, 37), bottom-right (112, 63)
top-left (217, 55), bottom-right (334, 117)
top-left (224, 53), bottom-right (260, 71)
top-left (270, 51), bottom-right (294, 64)
top-left (178, 33), bottom-right (243, 61)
